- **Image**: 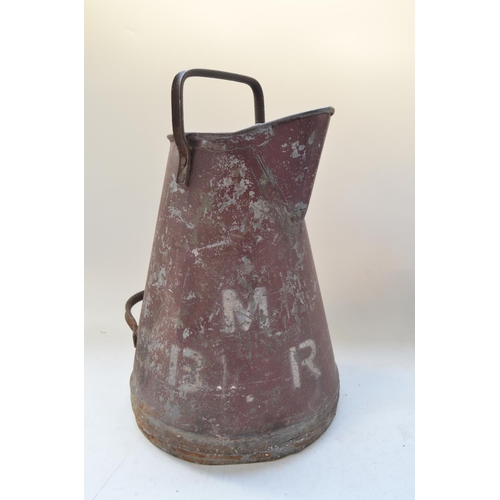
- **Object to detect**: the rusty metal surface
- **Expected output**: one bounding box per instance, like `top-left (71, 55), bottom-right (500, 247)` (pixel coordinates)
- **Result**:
top-left (132, 388), bottom-right (338, 465)
top-left (126, 70), bottom-right (339, 465)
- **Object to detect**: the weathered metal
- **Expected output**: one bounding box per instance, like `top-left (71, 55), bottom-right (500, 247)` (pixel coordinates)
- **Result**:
top-left (125, 69), bottom-right (340, 465)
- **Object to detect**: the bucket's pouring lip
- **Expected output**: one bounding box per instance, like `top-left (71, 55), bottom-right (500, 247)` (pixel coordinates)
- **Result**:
top-left (167, 106), bottom-right (334, 142)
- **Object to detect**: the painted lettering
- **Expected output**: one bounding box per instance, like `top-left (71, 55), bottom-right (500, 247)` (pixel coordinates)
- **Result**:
top-left (180, 347), bottom-right (204, 392)
top-left (222, 287), bottom-right (269, 333)
top-left (167, 344), bottom-right (205, 392)
top-left (168, 344), bottom-right (180, 386)
top-left (289, 339), bottom-right (321, 389)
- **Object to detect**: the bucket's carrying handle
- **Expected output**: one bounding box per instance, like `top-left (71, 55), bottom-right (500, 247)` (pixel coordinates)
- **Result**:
top-left (125, 290), bottom-right (144, 347)
top-left (172, 69), bottom-right (265, 187)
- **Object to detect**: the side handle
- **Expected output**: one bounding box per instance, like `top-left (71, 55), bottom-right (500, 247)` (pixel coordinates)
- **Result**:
top-left (171, 68), bottom-right (265, 186)
top-left (125, 290), bottom-right (144, 347)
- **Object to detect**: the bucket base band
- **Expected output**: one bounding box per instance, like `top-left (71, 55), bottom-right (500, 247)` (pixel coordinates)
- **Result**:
top-left (131, 392), bottom-right (339, 465)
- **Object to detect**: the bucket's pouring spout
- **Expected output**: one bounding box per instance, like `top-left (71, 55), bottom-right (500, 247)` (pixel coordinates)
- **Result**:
top-left (256, 107), bottom-right (334, 221)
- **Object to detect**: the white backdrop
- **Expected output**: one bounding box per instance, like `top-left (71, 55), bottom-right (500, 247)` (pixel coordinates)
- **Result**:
top-left (85, 0), bottom-right (414, 344)
top-left (85, 1), bottom-right (414, 498)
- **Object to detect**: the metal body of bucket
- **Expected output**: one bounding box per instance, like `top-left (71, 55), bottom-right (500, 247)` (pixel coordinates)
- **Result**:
top-left (125, 69), bottom-right (339, 465)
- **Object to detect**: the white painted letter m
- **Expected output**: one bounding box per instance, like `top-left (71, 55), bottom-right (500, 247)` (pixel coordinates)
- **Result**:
top-left (223, 287), bottom-right (269, 333)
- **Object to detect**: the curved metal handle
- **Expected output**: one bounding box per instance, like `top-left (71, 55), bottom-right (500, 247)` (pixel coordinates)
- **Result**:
top-left (125, 290), bottom-right (144, 347)
top-left (171, 68), bottom-right (266, 187)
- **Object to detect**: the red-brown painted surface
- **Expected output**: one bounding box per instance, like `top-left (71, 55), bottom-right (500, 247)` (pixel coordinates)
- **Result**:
top-left (128, 106), bottom-right (340, 464)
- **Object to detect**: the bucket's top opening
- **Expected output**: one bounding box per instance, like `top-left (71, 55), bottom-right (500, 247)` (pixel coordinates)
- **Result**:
top-left (167, 107), bottom-right (334, 144)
